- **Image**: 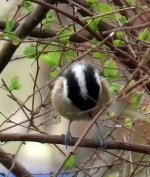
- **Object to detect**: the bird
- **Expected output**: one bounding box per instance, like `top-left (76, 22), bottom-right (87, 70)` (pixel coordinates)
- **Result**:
top-left (51, 61), bottom-right (110, 146)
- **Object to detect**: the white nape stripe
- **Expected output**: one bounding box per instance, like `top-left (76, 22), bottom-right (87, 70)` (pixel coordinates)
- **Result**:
top-left (72, 64), bottom-right (87, 99)
top-left (94, 69), bottom-right (102, 94)
top-left (63, 78), bottom-right (69, 98)
top-left (63, 78), bottom-right (72, 103)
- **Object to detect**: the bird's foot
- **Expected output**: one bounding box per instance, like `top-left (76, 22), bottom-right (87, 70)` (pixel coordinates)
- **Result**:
top-left (99, 133), bottom-right (107, 150)
top-left (95, 122), bottom-right (107, 150)
top-left (64, 130), bottom-right (72, 148)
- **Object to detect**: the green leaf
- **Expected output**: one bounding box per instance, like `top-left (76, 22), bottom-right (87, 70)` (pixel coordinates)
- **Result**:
top-left (138, 29), bottom-right (150, 42)
top-left (111, 83), bottom-right (121, 94)
top-left (104, 59), bottom-right (118, 79)
top-left (43, 11), bottom-right (57, 29)
top-left (127, 0), bottom-right (136, 5)
top-left (65, 155), bottom-right (76, 169)
top-left (116, 31), bottom-right (125, 40)
top-left (49, 42), bottom-right (63, 51)
top-left (98, 3), bottom-right (113, 14)
top-left (110, 112), bottom-right (117, 119)
top-left (131, 92), bottom-right (143, 109)
top-left (63, 50), bottom-right (77, 61)
top-left (87, 18), bottom-right (100, 31)
top-left (5, 19), bottom-right (15, 33)
top-left (124, 117), bottom-right (133, 129)
top-left (92, 52), bottom-right (109, 62)
top-left (108, 172), bottom-right (119, 177)
top-left (8, 34), bottom-right (21, 45)
top-left (49, 69), bottom-right (60, 78)
top-left (23, 46), bottom-right (37, 59)
top-left (3, 19), bottom-right (21, 45)
top-left (90, 2), bottom-right (121, 21)
top-left (119, 15), bottom-right (128, 25)
top-left (113, 39), bottom-right (125, 47)
top-left (3, 31), bottom-right (20, 45)
top-left (10, 76), bottom-right (22, 90)
top-left (58, 28), bottom-right (73, 44)
top-left (40, 52), bottom-right (61, 67)
top-left (23, 1), bottom-right (34, 12)
top-left (86, 0), bottom-right (98, 3)
top-left (12, 36), bottom-right (21, 45)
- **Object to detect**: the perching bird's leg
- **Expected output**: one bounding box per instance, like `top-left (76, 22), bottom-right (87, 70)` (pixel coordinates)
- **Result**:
top-left (64, 120), bottom-right (72, 148)
top-left (95, 122), bottom-right (107, 149)
top-left (88, 112), bottom-right (107, 149)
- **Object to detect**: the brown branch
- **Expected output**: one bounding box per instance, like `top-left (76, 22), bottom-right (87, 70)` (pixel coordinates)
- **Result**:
top-left (0, 0), bottom-right (57, 73)
top-left (0, 133), bottom-right (150, 154)
top-left (59, 0), bottom-right (92, 16)
top-left (102, 21), bottom-right (150, 35)
top-left (0, 20), bottom-right (93, 43)
top-left (0, 147), bottom-right (33, 177)
top-left (0, 0), bottom-right (150, 89)
top-left (0, 0), bottom-right (148, 75)
top-left (0, 21), bottom-right (56, 38)
top-left (29, 0), bottom-right (103, 41)
top-left (27, 1), bottom-right (150, 73)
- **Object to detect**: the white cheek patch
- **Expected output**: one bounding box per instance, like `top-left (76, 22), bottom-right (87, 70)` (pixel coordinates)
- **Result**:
top-left (72, 64), bottom-right (87, 99)
top-left (94, 70), bottom-right (102, 94)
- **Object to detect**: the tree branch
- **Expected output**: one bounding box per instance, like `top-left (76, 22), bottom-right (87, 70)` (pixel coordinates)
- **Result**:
top-left (0, 147), bottom-right (33, 177)
top-left (0, 21), bottom-right (57, 38)
top-left (0, 0), bottom-right (57, 73)
top-left (0, 133), bottom-right (150, 154)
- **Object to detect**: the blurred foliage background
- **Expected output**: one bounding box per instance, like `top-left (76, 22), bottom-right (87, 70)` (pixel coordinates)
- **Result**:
top-left (0, 0), bottom-right (150, 176)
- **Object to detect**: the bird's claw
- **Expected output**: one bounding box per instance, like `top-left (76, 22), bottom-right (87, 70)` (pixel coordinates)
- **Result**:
top-left (95, 122), bottom-right (107, 150)
top-left (64, 131), bottom-right (72, 148)
top-left (99, 134), bottom-right (107, 150)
